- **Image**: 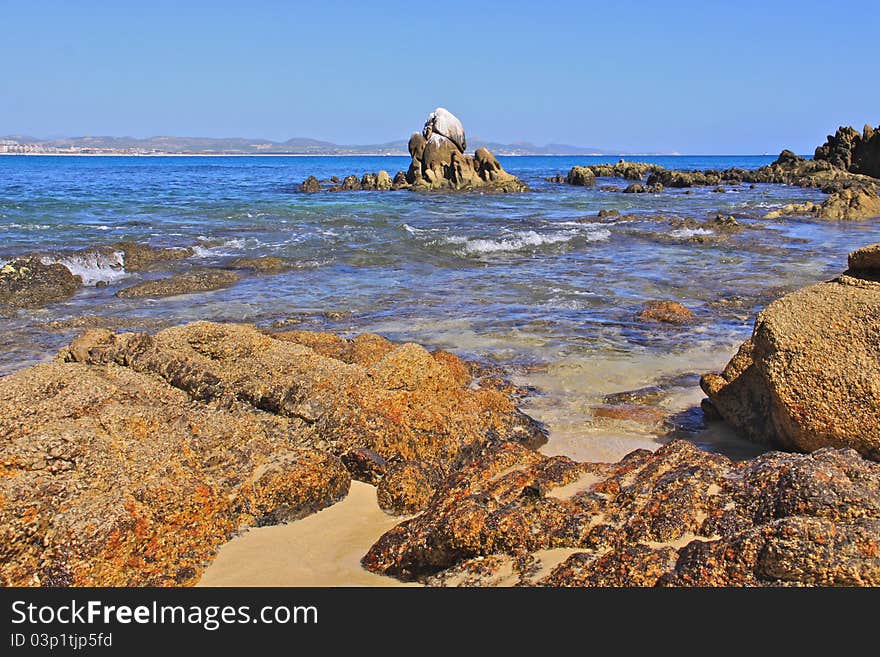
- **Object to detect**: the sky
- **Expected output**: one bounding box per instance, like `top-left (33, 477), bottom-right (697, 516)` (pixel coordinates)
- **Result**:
top-left (2, 0), bottom-right (878, 154)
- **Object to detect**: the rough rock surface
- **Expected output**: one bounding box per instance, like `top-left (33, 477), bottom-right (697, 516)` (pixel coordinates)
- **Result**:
top-left (702, 249), bottom-right (880, 460)
top-left (363, 440), bottom-right (880, 586)
top-left (566, 166), bottom-right (596, 187)
top-left (814, 124), bottom-right (880, 178)
top-left (376, 460), bottom-right (447, 516)
top-left (0, 358), bottom-right (350, 586)
top-left (228, 256), bottom-right (291, 273)
top-left (0, 256), bottom-right (82, 307)
top-left (111, 242), bottom-right (194, 272)
top-left (638, 300), bottom-right (693, 325)
top-left (116, 269), bottom-right (240, 298)
top-left (0, 322), bottom-right (542, 585)
top-left (405, 109), bottom-right (527, 192)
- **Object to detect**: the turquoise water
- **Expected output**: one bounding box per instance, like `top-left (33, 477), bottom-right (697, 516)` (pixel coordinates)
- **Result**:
top-left (3, 154), bottom-right (879, 461)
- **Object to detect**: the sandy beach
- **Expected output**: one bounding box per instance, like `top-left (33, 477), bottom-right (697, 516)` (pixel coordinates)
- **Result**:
top-left (198, 482), bottom-right (418, 587)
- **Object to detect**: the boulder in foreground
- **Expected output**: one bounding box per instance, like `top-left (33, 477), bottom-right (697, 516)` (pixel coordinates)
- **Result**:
top-left (363, 440), bottom-right (880, 586)
top-left (701, 246), bottom-right (880, 460)
top-left (0, 322), bottom-right (542, 585)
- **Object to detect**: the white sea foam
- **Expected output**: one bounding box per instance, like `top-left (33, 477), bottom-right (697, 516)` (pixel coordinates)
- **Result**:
top-left (41, 249), bottom-right (127, 286)
top-left (192, 238), bottom-right (247, 257)
top-left (1, 223), bottom-right (53, 231)
top-left (441, 228), bottom-right (610, 255)
top-left (670, 227), bottom-right (714, 239)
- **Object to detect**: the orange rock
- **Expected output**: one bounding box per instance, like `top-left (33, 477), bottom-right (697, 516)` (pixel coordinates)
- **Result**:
top-left (638, 300), bottom-right (694, 325)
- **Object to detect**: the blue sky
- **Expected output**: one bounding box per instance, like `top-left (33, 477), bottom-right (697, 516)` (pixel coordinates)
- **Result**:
top-left (2, 0), bottom-right (878, 153)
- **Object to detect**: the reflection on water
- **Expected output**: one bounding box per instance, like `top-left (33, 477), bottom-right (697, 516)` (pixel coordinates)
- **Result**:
top-left (2, 155), bottom-right (879, 463)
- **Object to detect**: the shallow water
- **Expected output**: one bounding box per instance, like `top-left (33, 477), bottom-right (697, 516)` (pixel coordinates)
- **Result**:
top-left (3, 154), bottom-right (879, 463)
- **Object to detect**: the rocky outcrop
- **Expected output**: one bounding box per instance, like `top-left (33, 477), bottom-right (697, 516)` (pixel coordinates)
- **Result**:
top-left (110, 242), bottom-right (194, 272)
top-left (819, 186), bottom-right (880, 220)
top-left (814, 125), bottom-right (880, 178)
top-left (116, 269), bottom-right (240, 298)
top-left (0, 322), bottom-right (542, 586)
top-left (300, 176), bottom-right (321, 192)
top-left (363, 439), bottom-right (880, 586)
top-left (562, 161), bottom-right (664, 187)
top-left (0, 356), bottom-right (350, 586)
top-left (404, 109), bottom-right (526, 192)
top-left (701, 247), bottom-right (880, 460)
top-left (624, 182), bottom-right (664, 193)
top-left (566, 166), bottom-right (595, 187)
top-left (300, 108), bottom-right (527, 193)
top-left (0, 256), bottom-right (82, 307)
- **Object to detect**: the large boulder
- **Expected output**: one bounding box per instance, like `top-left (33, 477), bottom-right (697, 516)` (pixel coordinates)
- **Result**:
top-left (701, 248), bottom-right (880, 460)
top-left (404, 108), bottom-right (527, 192)
top-left (423, 107), bottom-right (467, 153)
top-left (0, 256), bottom-right (82, 307)
top-left (0, 322), bottom-right (543, 586)
top-left (363, 439), bottom-right (880, 586)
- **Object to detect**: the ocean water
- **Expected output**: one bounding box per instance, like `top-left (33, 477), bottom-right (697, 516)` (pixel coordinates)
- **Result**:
top-left (3, 154), bottom-right (880, 462)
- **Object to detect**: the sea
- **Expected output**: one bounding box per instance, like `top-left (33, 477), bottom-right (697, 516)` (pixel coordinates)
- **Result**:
top-left (3, 154), bottom-right (879, 462)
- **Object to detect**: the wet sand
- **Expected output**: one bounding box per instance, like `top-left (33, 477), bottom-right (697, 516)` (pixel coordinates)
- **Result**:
top-left (198, 481), bottom-right (418, 587)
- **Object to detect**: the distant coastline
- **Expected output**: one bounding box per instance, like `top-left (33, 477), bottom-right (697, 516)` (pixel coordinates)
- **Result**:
top-left (0, 152), bottom-right (682, 157)
top-left (0, 135), bottom-right (676, 157)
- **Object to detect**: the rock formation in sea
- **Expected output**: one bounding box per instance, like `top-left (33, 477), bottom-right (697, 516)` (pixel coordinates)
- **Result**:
top-left (362, 439), bottom-right (880, 586)
top-left (0, 322), bottom-right (543, 585)
top-left (556, 125), bottom-right (880, 221)
top-left (0, 256), bottom-right (82, 307)
top-left (299, 107), bottom-right (528, 193)
top-left (701, 245), bottom-right (880, 461)
top-left (814, 124), bottom-right (880, 178)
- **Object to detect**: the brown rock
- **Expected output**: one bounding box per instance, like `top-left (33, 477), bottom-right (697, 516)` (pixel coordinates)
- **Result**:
top-left (363, 440), bottom-right (880, 586)
top-left (116, 269), bottom-right (240, 298)
top-left (0, 321), bottom-right (544, 585)
top-left (814, 124), bottom-right (880, 178)
top-left (818, 186), bottom-right (880, 220)
top-left (0, 357), bottom-right (350, 586)
top-left (341, 175), bottom-right (361, 191)
top-left (848, 243), bottom-right (880, 272)
top-left (228, 257), bottom-right (290, 273)
top-left (300, 176), bottom-right (321, 192)
top-left (592, 404), bottom-right (665, 427)
top-left (111, 242), bottom-right (194, 272)
top-left (0, 256), bottom-right (82, 307)
top-left (702, 256), bottom-right (880, 460)
top-left (638, 300), bottom-right (694, 325)
top-left (376, 460), bottom-right (446, 515)
top-left (566, 166), bottom-right (596, 187)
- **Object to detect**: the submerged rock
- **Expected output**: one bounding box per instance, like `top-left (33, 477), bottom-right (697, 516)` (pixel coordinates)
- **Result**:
top-left (111, 242), bottom-right (194, 271)
top-left (702, 247), bottom-right (880, 460)
top-left (0, 255), bottom-right (82, 307)
top-left (638, 300), bottom-right (693, 325)
top-left (116, 269), bottom-right (240, 298)
top-left (363, 440), bottom-right (880, 586)
top-left (227, 256), bottom-right (291, 273)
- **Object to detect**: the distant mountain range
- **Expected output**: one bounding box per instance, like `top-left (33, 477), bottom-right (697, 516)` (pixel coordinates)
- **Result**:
top-left (0, 134), bottom-right (672, 156)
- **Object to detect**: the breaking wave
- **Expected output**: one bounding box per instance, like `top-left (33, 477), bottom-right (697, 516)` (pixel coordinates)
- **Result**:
top-left (41, 249), bottom-right (127, 286)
